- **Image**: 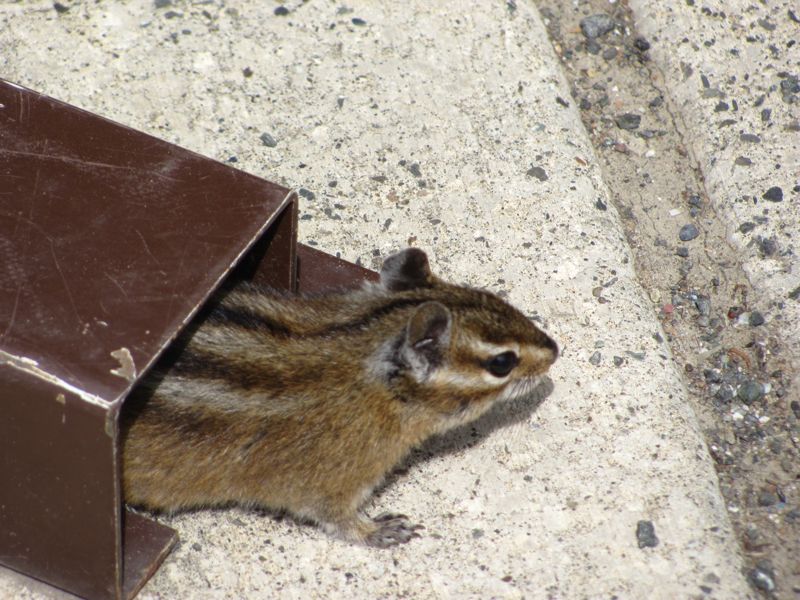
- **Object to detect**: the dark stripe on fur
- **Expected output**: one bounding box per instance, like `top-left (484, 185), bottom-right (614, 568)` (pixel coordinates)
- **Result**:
top-left (169, 348), bottom-right (323, 395)
top-left (309, 293), bottom-right (492, 338)
top-left (210, 305), bottom-right (294, 337)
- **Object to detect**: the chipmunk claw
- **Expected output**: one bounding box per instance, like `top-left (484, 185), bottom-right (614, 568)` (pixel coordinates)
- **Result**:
top-left (367, 513), bottom-right (424, 548)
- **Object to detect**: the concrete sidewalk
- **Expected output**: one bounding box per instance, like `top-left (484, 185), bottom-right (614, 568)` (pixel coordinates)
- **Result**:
top-left (0, 1), bottom-right (749, 598)
top-left (631, 0), bottom-right (800, 438)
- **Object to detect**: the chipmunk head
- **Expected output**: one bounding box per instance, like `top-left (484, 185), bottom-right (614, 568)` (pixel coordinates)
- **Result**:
top-left (379, 248), bottom-right (558, 429)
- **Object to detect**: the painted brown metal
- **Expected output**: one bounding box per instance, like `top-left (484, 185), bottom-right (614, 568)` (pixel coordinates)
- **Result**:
top-left (0, 79), bottom-right (373, 599)
top-left (296, 244), bottom-right (378, 292)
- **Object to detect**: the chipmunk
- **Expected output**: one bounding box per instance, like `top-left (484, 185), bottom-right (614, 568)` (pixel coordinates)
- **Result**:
top-left (121, 248), bottom-right (557, 547)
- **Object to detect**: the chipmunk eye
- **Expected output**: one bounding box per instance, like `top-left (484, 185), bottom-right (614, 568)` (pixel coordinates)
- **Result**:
top-left (484, 351), bottom-right (519, 377)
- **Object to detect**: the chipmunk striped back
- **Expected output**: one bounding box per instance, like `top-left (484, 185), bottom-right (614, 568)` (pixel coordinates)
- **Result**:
top-left (122, 248), bottom-right (557, 547)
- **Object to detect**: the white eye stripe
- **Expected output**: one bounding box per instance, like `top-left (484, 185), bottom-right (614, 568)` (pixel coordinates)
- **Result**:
top-left (468, 338), bottom-right (520, 357)
top-left (428, 367), bottom-right (509, 388)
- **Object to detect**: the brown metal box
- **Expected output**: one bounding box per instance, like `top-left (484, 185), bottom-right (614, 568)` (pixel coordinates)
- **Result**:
top-left (0, 79), bottom-right (374, 599)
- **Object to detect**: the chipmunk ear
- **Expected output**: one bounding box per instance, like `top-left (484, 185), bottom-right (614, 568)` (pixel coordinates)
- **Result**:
top-left (402, 302), bottom-right (451, 375)
top-left (380, 248), bottom-right (435, 291)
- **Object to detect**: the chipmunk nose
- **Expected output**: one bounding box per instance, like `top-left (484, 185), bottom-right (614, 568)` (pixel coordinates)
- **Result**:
top-left (541, 334), bottom-right (559, 363)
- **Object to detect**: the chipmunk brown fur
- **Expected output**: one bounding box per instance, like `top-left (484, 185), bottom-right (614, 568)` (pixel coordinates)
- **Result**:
top-left (121, 248), bottom-right (557, 547)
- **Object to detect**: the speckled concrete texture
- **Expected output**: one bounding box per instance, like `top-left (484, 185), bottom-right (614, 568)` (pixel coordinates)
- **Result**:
top-left (0, 1), bottom-right (748, 598)
top-left (629, 0), bottom-right (800, 396)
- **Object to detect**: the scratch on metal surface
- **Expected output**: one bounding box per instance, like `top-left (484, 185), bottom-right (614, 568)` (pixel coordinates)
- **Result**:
top-left (0, 349), bottom-right (109, 408)
top-left (104, 272), bottom-right (128, 298)
top-left (50, 240), bottom-right (80, 323)
top-left (109, 347), bottom-right (136, 382)
top-left (135, 228), bottom-right (161, 266)
top-left (1, 284), bottom-right (23, 340)
top-left (0, 148), bottom-right (184, 182)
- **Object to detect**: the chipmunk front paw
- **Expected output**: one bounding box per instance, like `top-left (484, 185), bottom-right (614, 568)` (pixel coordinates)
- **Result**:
top-left (366, 513), bottom-right (424, 548)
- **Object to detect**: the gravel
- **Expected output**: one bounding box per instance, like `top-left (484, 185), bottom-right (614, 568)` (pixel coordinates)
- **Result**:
top-left (678, 224), bottom-right (699, 241)
top-left (762, 186), bottom-right (784, 202)
top-left (737, 381), bottom-right (764, 405)
top-left (636, 520), bottom-right (659, 548)
top-left (260, 132), bottom-right (277, 147)
top-left (615, 113), bottom-right (641, 130)
top-left (579, 14), bottom-right (616, 39)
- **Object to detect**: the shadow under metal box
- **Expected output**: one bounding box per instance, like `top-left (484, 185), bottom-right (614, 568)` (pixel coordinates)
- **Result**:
top-left (0, 79), bottom-right (375, 599)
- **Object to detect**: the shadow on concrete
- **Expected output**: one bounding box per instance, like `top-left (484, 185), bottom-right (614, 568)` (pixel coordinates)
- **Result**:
top-left (378, 376), bottom-right (555, 492)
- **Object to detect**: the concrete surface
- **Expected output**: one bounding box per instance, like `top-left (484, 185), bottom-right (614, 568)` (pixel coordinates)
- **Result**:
top-left (0, 1), bottom-right (757, 598)
top-left (532, 0), bottom-right (799, 594)
top-left (630, 0), bottom-right (800, 393)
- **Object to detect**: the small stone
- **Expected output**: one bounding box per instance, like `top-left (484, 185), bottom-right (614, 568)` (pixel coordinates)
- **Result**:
top-left (762, 186), bottom-right (783, 202)
top-left (676, 247), bottom-right (689, 258)
top-left (757, 18), bottom-right (776, 31)
top-left (615, 113), bottom-right (641, 130)
top-left (407, 162), bottom-right (422, 178)
top-left (589, 351), bottom-right (602, 366)
top-left (633, 37), bottom-right (650, 52)
top-left (679, 223), bottom-right (700, 241)
top-left (749, 311), bottom-right (765, 326)
top-left (579, 14), bottom-right (616, 39)
top-left (761, 108), bottom-right (772, 122)
top-left (260, 132), bottom-right (277, 147)
top-left (758, 491), bottom-right (778, 506)
top-left (595, 198), bottom-right (607, 211)
top-left (791, 400), bottom-right (800, 419)
top-left (757, 236), bottom-right (778, 257)
top-left (715, 385), bottom-right (734, 402)
top-left (579, 98), bottom-right (592, 110)
top-left (602, 47), bottom-right (618, 60)
top-left (738, 222), bottom-right (755, 234)
top-left (636, 520), bottom-right (659, 548)
top-left (734, 156), bottom-right (752, 166)
top-left (687, 194), bottom-right (703, 207)
top-left (273, 6), bottom-right (289, 16)
top-left (694, 296), bottom-right (711, 316)
top-left (613, 356), bottom-right (624, 367)
top-left (191, 542), bottom-right (202, 551)
top-left (526, 166), bottom-right (548, 181)
top-left (298, 188), bottom-right (315, 201)
top-left (53, 2), bottom-right (69, 12)
top-left (740, 133), bottom-right (761, 143)
top-left (737, 381), bottom-right (764, 404)
top-left (727, 306), bottom-right (743, 319)
top-left (649, 96), bottom-right (663, 108)
top-left (586, 40), bottom-right (601, 55)
top-left (242, 67), bottom-right (253, 78)
top-left (154, 0), bottom-right (171, 7)
top-left (471, 528), bottom-right (485, 539)
top-left (714, 101), bottom-right (729, 112)
top-left (748, 567), bottom-right (775, 592)
top-left (351, 17), bottom-right (367, 26)
top-left (780, 76), bottom-right (800, 96)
